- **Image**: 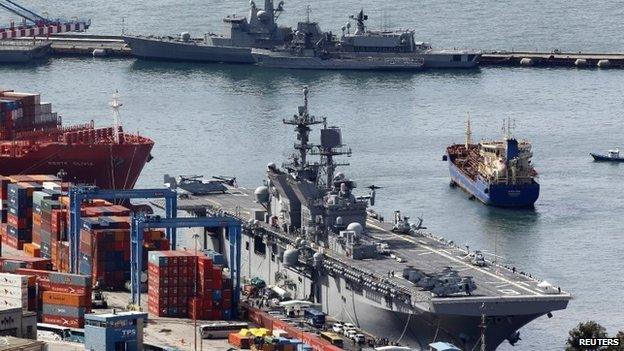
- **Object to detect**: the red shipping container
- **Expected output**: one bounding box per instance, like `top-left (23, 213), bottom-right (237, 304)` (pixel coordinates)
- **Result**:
top-left (42, 315), bottom-right (84, 328)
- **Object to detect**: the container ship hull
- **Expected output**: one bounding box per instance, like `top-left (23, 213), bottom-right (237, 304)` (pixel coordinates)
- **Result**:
top-left (448, 160), bottom-right (540, 207)
top-left (0, 142), bottom-right (153, 189)
top-left (1, 89), bottom-right (154, 190)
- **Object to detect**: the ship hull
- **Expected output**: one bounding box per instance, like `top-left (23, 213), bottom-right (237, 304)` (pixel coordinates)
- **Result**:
top-left (590, 153), bottom-right (624, 162)
top-left (447, 159), bottom-right (540, 207)
top-left (252, 50), bottom-right (424, 71)
top-left (347, 51), bottom-right (480, 69)
top-left (0, 142), bottom-right (153, 189)
top-left (201, 229), bottom-right (564, 351)
top-left (123, 36), bottom-right (255, 63)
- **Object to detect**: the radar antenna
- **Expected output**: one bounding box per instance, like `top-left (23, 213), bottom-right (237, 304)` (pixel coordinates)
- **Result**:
top-left (109, 90), bottom-right (123, 144)
top-left (282, 86), bottom-right (323, 177)
top-left (305, 5), bottom-right (311, 23)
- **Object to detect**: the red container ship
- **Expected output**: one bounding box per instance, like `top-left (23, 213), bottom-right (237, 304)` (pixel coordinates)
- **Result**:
top-left (0, 90), bottom-right (153, 189)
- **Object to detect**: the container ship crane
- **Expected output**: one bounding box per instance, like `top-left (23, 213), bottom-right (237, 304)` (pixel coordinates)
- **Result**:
top-left (0, 0), bottom-right (90, 39)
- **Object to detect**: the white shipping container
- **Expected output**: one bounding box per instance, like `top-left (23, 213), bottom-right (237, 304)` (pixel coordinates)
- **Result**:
top-left (42, 181), bottom-right (63, 191)
top-left (0, 273), bottom-right (30, 287)
top-left (0, 297), bottom-right (25, 309)
top-left (0, 285), bottom-right (29, 298)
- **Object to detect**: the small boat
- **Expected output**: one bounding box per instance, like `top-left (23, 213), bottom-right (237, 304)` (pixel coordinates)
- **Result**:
top-left (590, 149), bottom-right (624, 162)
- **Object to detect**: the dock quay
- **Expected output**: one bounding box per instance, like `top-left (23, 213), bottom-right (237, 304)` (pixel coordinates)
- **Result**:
top-left (3, 34), bottom-right (624, 68)
top-left (480, 50), bottom-right (624, 68)
top-left (7, 34), bottom-right (130, 57)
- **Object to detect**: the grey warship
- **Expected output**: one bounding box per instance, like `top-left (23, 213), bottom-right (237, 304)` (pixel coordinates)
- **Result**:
top-left (162, 88), bottom-right (570, 350)
top-left (123, 0), bottom-right (291, 63)
top-left (253, 10), bottom-right (480, 70)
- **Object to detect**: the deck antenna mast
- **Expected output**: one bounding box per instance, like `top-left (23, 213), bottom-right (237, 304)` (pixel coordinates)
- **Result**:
top-left (305, 5), bottom-right (311, 23)
top-left (465, 113), bottom-right (472, 148)
top-left (480, 303), bottom-right (487, 351)
top-left (110, 90), bottom-right (123, 144)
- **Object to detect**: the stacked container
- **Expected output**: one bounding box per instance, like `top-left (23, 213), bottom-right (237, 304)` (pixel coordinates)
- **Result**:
top-left (0, 176), bottom-right (11, 223)
top-left (16, 269), bottom-right (92, 328)
top-left (6, 182), bottom-right (42, 249)
top-left (0, 97), bottom-right (22, 139)
top-left (79, 215), bottom-right (131, 289)
top-left (147, 250), bottom-right (233, 320)
top-left (0, 91), bottom-right (60, 134)
top-left (147, 251), bottom-right (197, 318)
top-left (0, 273), bottom-right (36, 311)
top-left (0, 256), bottom-right (52, 272)
top-left (32, 188), bottom-right (62, 249)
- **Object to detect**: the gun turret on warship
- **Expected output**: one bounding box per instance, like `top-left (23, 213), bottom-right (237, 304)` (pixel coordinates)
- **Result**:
top-left (164, 88), bottom-right (570, 350)
top-left (123, 0), bottom-right (292, 63)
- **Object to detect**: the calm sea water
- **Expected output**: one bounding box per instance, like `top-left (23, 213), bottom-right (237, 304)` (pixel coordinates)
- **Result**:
top-left (3, 1), bottom-right (624, 349)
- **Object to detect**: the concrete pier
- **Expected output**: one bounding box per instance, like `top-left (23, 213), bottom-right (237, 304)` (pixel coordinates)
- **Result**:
top-left (5, 34), bottom-right (624, 68)
top-left (481, 50), bottom-right (624, 68)
top-left (9, 34), bottom-right (130, 57)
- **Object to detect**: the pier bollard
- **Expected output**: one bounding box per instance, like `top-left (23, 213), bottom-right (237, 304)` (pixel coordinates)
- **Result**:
top-left (92, 48), bottom-right (108, 57)
top-left (597, 59), bottom-right (610, 68)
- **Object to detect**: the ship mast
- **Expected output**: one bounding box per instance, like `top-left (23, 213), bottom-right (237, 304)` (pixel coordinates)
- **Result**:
top-left (282, 87), bottom-right (322, 179)
top-left (110, 90), bottom-right (123, 144)
top-left (480, 303), bottom-right (487, 351)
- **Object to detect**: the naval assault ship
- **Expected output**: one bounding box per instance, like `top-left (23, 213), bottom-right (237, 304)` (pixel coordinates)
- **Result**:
top-left (163, 88), bottom-right (569, 350)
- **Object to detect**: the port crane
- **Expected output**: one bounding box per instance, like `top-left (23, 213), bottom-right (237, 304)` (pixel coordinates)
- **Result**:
top-left (0, 0), bottom-right (90, 39)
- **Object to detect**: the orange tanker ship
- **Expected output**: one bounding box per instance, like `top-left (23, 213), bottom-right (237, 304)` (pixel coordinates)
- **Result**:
top-left (0, 90), bottom-right (153, 189)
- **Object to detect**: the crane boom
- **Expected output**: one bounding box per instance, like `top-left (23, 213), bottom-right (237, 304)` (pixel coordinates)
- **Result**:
top-left (3, 0), bottom-right (46, 22)
top-left (0, 2), bottom-right (37, 23)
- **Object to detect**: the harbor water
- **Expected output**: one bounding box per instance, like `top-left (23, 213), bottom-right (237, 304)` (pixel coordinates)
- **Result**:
top-left (2, 1), bottom-right (624, 349)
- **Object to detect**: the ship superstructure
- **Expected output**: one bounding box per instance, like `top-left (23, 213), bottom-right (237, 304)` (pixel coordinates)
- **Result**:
top-left (336, 10), bottom-right (480, 68)
top-left (162, 88), bottom-right (568, 351)
top-left (446, 118), bottom-right (540, 207)
top-left (0, 89), bottom-right (153, 189)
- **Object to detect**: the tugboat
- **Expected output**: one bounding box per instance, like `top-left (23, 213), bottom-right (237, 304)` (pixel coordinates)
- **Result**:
top-left (590, 149), bottom-right (624, 162)
top-left (444, 118), bottom-right (539, 207)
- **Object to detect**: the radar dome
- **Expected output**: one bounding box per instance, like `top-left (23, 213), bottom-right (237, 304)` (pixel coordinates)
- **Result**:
top-left (334, 172), bottom-right (345, 181)
top-left (180, 32), bottom-right (191, 42)
top-left (267, 162), bottom-right (277, 170)
top-left (347, 222), bottom-right (363, 235)
top-left (254, 185), bottom-right (270, 203)
top-left (335, 216), bottom-right (344, 226)
top-left (257, 10), bottom-right (270, 21)
top-left (283, 248), bottom-right (299, 267)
